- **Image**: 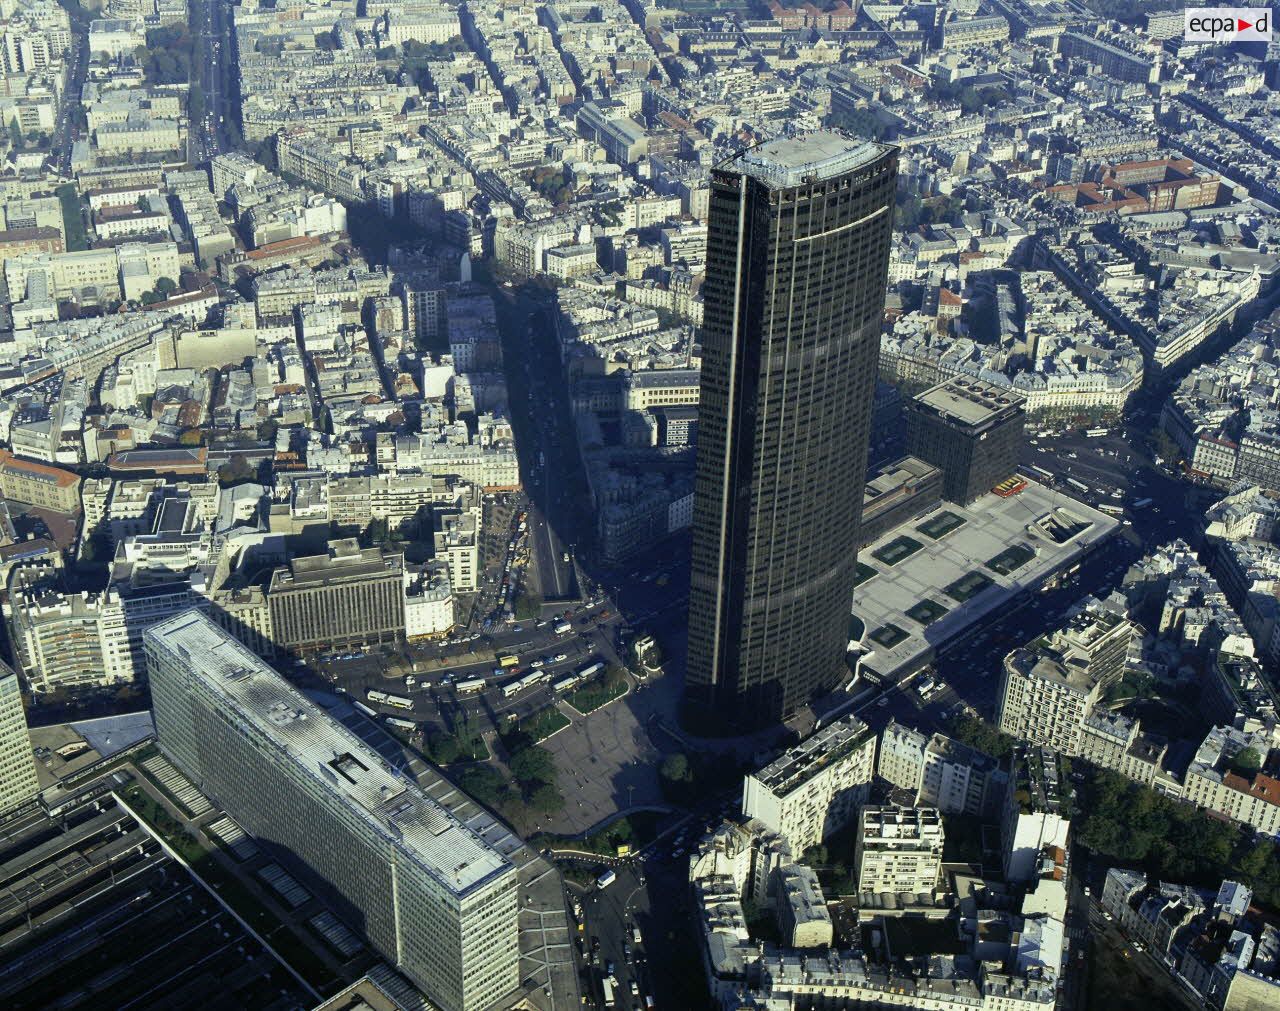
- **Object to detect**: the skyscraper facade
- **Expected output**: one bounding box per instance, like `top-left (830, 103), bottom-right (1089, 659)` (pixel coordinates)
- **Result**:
top-left (686, 132), bottom-right (898, 727)
top-left (144, 611), bottom-right (519, 1011)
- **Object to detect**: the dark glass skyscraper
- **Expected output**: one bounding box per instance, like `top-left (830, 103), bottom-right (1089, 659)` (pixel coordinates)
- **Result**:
top-left (685, 132), bottom-right (898, 729)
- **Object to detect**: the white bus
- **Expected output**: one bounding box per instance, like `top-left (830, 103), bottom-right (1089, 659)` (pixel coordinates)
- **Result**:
top-left (1085, 428), bottom-right (1108, 438)
top-left (577, 662), bottom-right (604, 682)
top-left (385, 716), bottom-right (416, 730)
top-left (456, 678), bottom-right (487, 695)
top-left (1098, 503), bottom-right (1125, 517)
top-left (601, 977), bottom-right (615, 1008)
top-left (352, 700), bottom-right (378, 719)
top-left (596, 868), bottom-right (617, 889)
top-left (553, 674), bottom-right (581, 694)
top-left (1065, 477), bottom-right (1089, 494)
top-left (502, 671), bottom-right (547, 698)
top-left (1028, 465), bottom-right (1054, 483)
top-left (368, 689), bottom-right (413, 710)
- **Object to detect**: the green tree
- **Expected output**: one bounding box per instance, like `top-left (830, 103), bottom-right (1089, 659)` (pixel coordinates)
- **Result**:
top-left (8, 116), bottom-right (21, 149)
top-left (1232, 747), bottom-right (1263, 775)
top-left (509, 746), bottom-right (556, 788)
top-left (660, 753), bottom-right (690, 783)
top-left (155, 276), bottom-right (177, 297)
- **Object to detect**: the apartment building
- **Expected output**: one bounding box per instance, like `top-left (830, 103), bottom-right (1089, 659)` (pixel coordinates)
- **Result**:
top-left (742, 715), bottom-right (877, 854)
top-left (854, 806), bottom-right (945, 895)
top-left (0, 448), bottom-right (81, 512)
top-left (144, 612), bottom-right (520, 1011)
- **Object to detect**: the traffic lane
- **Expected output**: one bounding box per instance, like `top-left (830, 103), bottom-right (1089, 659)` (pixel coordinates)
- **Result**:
top-left (579, 866), bottom-right (649, 1008)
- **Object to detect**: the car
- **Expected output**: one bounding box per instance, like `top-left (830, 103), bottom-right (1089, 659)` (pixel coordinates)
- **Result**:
top-left (530, 659), bottom-right (545, 669)
top-left (554, 653), bottom-right (568, 663)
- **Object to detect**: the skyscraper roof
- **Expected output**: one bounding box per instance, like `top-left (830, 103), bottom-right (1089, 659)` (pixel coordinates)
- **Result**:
top-left (730, 132), bottom-right (892, 188)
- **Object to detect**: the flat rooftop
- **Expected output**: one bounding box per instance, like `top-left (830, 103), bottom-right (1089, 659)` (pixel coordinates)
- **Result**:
top-left (851, 480), bottom-right (1119, 682)
top-left (911, 377), bottom-right (1025, 429)
top-left (731, 131), bottom-right (892, 187)
top-left (751, 713), bottom-right (874, 797)
top-left (148, 612), bottom-right (513, 898)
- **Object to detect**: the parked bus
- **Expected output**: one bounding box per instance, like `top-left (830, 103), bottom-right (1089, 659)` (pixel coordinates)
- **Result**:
top-left (1133, 497), bottom-right (1153, 509)
top-left (596, 869), bottom-right (617, 889)
top-left (1065, 477), bottom-right (1089, 494)
top-left (1029, 465), bottom-right (1054, 483)
top-left (1085, 428), bottom-right (1108, 438)
top-left (385, 716), bottom-right (416, 730)
top-left (1098, 503), bottom-right (1125, 517)
top-left (578, 662), bottom-right (604, 682)
top-left (601, 977), bottom-right (616, 1008)
top-left (497, 654), bottom-right (519, 668)
top-left (456, 678), bottom-right (487, 695)
top-left (368, 689), bottom-right (413, 710)
top-left (553, 621), bottom-right (573, 635)
top-left (352, 700), bottom-right (378, 719)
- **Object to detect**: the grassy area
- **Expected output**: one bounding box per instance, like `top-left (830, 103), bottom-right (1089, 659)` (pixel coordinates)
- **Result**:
top-left (56, 184), bottom-right (88, 251)
top-left (504, 705), bottom-right (570, 745)
top-left (566, 674), bottom-right (627, 715)
top-left (536, 810), bottom-right (667, 856)
top-left (120, 783), bottom-right (339, 992)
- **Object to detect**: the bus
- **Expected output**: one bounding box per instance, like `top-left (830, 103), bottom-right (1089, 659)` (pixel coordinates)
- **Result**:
top-left (385, 716), bottom-right (416, 730)
top-left (553, 674), bottom-right (581, 694)
top-left (502, 671), bottom-right (548, 698)
top-left (352, 700), bottom-right (378, 719)
top-left (1028, 465), bottom-right (1054, 483)
top-left (1065, 477), bottom-right (1089, 494)
top-left (596, 868), bottom-right (617, 890)
top-left (1098, 503), bottom-right (1125, 517)
top-left (456, 678), bottom-right (487, 695)
top-left (553, 621), bottom-right (572, 635)
top-left (368, 690), bottom-right (413, 710)
top-left (601, 977), bottom-right (616, 1008)
top-left (1133, 497), bottom-right (1153, 509)
top-left (578, 662), bottom-right (604, 682)
top-left (497, 654), bottom-right (519, 668)
top-left (1085, 428), bottom-right (1108, 438)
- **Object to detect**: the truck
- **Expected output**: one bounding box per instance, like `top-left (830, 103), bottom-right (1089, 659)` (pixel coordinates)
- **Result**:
top-left (596, 869), bottom-right (617, 890)
top-left (553, 621), bottom-right (572, 635)
top-left (601, 977), bottom-right (615, 1008)
top-left (631, 925), bottom-right (642, 945)
top-left (497, 654), bottom-right (520, 668)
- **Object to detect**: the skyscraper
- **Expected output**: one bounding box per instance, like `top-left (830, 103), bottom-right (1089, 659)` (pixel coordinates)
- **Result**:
top-left (144, 611), bottom-right (519, 1011)
top-left (686, 132), bottom-right (897, 728)
top-left (0, 659), bottom-right (38, 816)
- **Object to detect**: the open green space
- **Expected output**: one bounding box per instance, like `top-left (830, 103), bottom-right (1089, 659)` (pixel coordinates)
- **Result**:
top-left (502, 705), bottom-right (570, 747)
top-left (566, 668), bottom-right (628, 714)
top-left (871, 535), bottom-right (925, 567)
top-left (943, 571), bottom-right (994, 603)
top-left (986, 543), bottom-right (1036, 575)
top-left (917, 511), bottom-right (966, 540)
top-left (905, 598), bottom-right (949, 626)
top-left (56, 184), bottom-right (88, 251)
top-left (868, 623), bottom-right (909, 648)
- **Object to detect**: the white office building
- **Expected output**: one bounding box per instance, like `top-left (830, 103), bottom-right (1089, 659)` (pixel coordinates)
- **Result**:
top-left (144, 611), bottom-right (519, 1011)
